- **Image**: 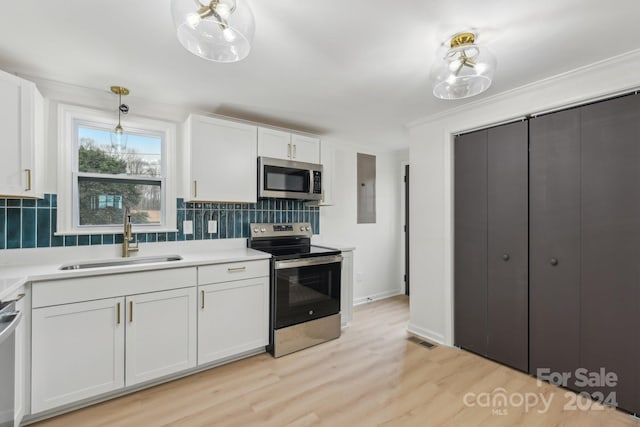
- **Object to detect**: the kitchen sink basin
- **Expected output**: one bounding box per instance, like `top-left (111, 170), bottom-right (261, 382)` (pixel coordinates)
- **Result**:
top-left (59, 255), bottom-right (183, 271)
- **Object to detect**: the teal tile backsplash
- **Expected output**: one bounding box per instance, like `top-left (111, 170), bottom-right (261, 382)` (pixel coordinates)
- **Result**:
top-left (0, 195), bottom-right (320, 250)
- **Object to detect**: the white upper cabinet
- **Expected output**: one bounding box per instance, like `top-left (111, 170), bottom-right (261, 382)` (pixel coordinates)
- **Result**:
top-left (0, 69), bottom-right (43, 198)
top-left (318, 142), bottom-right (335, 206)
top-left (291, 134), bottom-right (321, 164)
top-left (257, 127), bottom-right (292, 159)
top-left (185, 114), bottom-right (257, 203)
top-left (258, 127), bottom-right (320, 164)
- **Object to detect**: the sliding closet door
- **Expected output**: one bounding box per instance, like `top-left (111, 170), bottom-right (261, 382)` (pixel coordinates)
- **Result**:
top-left (454, 130), bottom-right (488, 355)
top-left (486, 121), bottom-right (528, 372)
top-left (529, 109), bottom-right (581, 379)
top-left (581, 94), bottom-right (640, 412)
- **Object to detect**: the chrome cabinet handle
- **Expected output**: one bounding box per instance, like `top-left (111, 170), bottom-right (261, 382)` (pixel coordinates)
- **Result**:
top-left (117, 302), bottom-right (121, 324)
top-left (502, 253), bottom-right (510, 261)
top-left (129, 301), bottom-right (133, 323)
top-left (25, 169), bottom-right (32, 191)
top-left (293, 144), bottom-right (297, 159)
top-left (201, 290), bottom-right (205, 309)
top-left (550, 258), bottom-right (558, 266)
top-left (287, 143), bottom-right (291, 158)
top-left (193, 180), bottom-right (198, 198)
top-left (228, 266), bottom-right (247, 272)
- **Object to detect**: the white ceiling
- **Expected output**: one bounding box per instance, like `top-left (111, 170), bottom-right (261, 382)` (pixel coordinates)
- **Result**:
top-left (0, 0), bottom-right (639, 149)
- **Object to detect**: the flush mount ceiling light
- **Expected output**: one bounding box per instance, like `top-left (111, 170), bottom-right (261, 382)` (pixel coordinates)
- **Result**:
top-left (110, 86), bottom-right (129, 152)
top-left (431, 31), bottom-right (496, 100)
top-left (171, 0), bottom-right (255, 63)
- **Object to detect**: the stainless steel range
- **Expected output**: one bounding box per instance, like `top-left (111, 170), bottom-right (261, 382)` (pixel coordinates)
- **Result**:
top-left (248, 222), bottom-right (342, 357)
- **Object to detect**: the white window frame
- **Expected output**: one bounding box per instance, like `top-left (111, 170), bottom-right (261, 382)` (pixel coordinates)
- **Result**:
top-left (57, 103), bottom-right (177, 235)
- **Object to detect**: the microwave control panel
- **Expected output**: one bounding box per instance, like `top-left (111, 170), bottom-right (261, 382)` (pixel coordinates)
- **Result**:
top-left (312, 171), bottom-right (322, 194)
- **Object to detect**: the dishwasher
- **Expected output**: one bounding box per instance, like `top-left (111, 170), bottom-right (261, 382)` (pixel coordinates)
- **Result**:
top-left (0, 300), bottom-right (22, 427)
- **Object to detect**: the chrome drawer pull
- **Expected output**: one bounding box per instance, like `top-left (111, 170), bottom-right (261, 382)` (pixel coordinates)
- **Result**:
top-left (228, 266), bottom-right (247, 272)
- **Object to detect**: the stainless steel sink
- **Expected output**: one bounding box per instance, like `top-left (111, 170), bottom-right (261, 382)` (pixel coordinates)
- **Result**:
top-left (59, 255), bottom-right (183, 271)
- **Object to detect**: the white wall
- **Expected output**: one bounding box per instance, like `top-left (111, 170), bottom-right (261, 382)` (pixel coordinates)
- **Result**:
top-left (407, 48), bottom-right (640, 345)
top-left (317, 138), bottom-right (408, 304)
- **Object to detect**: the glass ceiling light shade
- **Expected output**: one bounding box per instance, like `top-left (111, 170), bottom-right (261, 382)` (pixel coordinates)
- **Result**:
top-left (171, 0), bottom-right (255, 63)
top-left (110, 86), bottom-right (129, 153)
top-left (431, 32), bottom-right (496, 100)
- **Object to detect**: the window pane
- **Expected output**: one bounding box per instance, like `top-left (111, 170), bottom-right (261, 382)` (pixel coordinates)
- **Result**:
top-left (78, 127), bottom-right (162, 177)
top-left (78, 177), bottom-right (161, 226)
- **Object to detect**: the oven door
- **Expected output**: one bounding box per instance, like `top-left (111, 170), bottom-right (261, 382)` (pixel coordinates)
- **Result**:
top-left (273, 255), bottom-right (342, 329)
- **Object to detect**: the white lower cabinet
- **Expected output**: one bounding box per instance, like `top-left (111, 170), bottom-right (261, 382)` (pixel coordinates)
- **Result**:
top-left (31, 288), bottom-right (197, 414)
top-left (125, 288), bottom-right (197, 386)
top-left (31, 298), bottom-right (125, 413)
top-left (198, 277), bottom-right (269, 365)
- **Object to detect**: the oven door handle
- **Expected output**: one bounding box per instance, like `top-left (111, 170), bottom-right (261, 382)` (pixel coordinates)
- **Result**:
top-left (275, 255), bottom-right (343, 270)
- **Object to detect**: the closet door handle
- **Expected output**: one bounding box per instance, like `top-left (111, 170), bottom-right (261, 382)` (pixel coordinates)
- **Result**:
top-left (502, 253), bottom-right (510, 261)
top-left (549, 258), bottom-right (558, 266)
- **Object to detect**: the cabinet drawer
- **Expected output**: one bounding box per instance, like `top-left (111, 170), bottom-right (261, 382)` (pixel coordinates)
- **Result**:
top-left (33, 267), bottom-right (197, 308)
top-left (198, 260), bottom-right (269, 285)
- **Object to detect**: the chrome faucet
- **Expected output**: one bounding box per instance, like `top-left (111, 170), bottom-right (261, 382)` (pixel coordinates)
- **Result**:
top-left (122, 207), bottom-right (139, 257)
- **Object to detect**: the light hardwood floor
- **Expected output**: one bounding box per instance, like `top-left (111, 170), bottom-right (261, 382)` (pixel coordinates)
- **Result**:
top-left (33, 296), bottom-right (639, 427)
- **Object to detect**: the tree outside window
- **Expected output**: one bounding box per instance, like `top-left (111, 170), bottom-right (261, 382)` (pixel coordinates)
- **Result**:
top-left (76, 126), bottom-right (163, 227)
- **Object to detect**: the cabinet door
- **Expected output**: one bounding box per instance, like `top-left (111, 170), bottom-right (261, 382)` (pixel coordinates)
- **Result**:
top-left (486, 121), bottom-right (528, 372)
top-left (454, 130), bottom-right (488, 355)
top-left (188, 115), bottom-right (257, 202)
top-left (580, 94), bottom-right (640, 412)
top-left (291, 134), bottom-right (320, 163)
top-left (529, 110), bottom-right (581, 378)
top-left (31, 298), bottom-right (125, 413)
top-left (125, 288), bottom-right (197, 386)
top-left (258, 127), bottom-right (292, 159)
top-left (340, 250), bottom-right (354, 327)
top-left (198, 277), bottom-right (268, 365)
top-left (0, 71), bottom-right (35, 197)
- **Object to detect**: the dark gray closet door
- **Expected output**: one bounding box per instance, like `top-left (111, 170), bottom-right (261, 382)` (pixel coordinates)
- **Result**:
top-left (529, 110), bottom-right (581, 380)
top-left (581, 94), bottom-right (640, 412)
top-left (454, 130), bottom-right (488, 355)
top-left (486, 121), bottom-right (528, 372)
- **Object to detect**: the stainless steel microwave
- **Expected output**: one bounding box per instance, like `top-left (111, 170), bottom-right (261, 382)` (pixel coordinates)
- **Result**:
top-left (258, 157), bottom-right (323, 200)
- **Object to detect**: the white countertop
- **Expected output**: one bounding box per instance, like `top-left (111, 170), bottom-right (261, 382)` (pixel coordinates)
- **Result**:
top-left (0, 242), bottom-right (270, 302)
top-left (311, 242), bottom-right (356, 252)
top-left (310, 236), bottom-right (355, 252)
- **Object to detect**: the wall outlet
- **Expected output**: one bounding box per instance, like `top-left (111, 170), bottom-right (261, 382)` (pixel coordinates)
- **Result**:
top-left (183, 220), bottom-right (193, 235)
top-left (207, 220), bottom-right (217, 234)
top-left (356, 272), bottom-right (363, 283)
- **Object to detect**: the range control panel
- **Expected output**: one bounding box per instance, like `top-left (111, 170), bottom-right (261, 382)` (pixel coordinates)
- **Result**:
top-left (250, 223), bottom-right (313, 238)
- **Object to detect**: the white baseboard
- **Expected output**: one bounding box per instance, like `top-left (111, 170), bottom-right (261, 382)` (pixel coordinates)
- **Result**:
top-left (353, 288), bottom-right (404, 306)
top-left (407, 323), bottom-right (446, 346)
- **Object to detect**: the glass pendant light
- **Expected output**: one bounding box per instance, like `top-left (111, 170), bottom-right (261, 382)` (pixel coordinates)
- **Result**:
top-left (110, 86), bottom-right (129, 153)
top-left (431, 32), bottom-right (496, 100)
top-left (171, 0), bottom-right (255, 63)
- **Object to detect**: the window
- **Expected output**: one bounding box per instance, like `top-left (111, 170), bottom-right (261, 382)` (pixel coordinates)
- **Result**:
top-left (57, 104), bottom-right (177, 234)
